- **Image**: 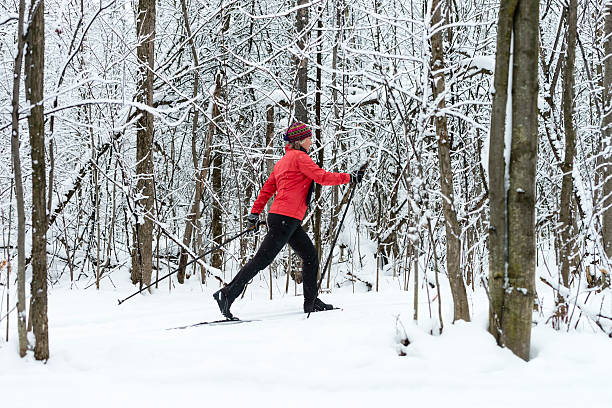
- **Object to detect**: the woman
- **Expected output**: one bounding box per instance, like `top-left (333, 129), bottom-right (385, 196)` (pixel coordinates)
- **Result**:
top-left (213, 122), bottom-right (364, 319)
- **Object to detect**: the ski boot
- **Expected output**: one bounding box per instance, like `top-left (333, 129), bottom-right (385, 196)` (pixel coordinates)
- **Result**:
top-left (304, 297), bottom-right (334, 313)
top-left (213, 288), bottom-right (236, 320)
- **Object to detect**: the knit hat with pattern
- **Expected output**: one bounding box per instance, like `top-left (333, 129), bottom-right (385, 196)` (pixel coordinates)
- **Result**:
top-left (284, 122), bottom-right (312, 142)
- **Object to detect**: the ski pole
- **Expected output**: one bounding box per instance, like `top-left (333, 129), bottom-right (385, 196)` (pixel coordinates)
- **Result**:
top-left (118, 220), bottom-right (265, 305)
top-left (308, 160), bottom-right (369, 317)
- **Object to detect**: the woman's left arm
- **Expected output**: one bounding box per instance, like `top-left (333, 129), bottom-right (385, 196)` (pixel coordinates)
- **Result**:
top-left (251, 171), bottom-right (277, 214)
top-left (297, 153), bottom-right (350, 185)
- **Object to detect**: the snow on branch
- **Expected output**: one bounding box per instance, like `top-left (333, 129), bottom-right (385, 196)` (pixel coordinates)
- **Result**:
top-left (236, 0), bottom-right (324, 20)
top-left (0, 14), bottom-right (18, 26)
top-left (458, 55), bottom-right (495, 75)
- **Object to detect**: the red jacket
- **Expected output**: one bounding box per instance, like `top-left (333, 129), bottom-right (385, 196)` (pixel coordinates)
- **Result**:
top-left (251, 145), bottom-right (350, 220)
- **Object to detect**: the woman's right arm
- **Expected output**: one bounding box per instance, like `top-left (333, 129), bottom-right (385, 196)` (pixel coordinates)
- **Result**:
top-left (250, 171), bottom-right (277, 214)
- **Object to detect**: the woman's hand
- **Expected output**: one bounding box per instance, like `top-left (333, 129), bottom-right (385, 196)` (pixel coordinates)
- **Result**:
top-left (351, 167), bottom-right (365, 184)
top-left (246, 213), bottom-right (260, 232)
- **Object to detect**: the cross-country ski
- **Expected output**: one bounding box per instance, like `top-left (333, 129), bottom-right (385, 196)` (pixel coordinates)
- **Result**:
top-left (167, 318), bottom-right (259, 330)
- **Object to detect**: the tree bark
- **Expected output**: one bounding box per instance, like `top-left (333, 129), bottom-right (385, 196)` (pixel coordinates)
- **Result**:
top-left (488, 0), bottom-right (538, 361)
top-left (25, 0), bottom-right (49, 361)
top-left (266, 106), bottom-right (275, 177)
top-left (211, 150), bottom-right (223, 273)
top-left (177, 75), bottom-right (222, 283)
top-left (505, 0), bottom-right (539, 361)
top-left (176, 0), bottom-right (203, 283)
top-left (429, 0), bottom-right (470, 322)
top-left (602, 2), bottom-right (612, 258)
top-left (11, 0), bottom-right (29, 358)
top-left (556, 0), bottom-right (578, 322)
top-left (263, 104), bottom-right (278, 281)
top-left (488, 0), bottom-right (518, 344)
top-left (314, 14), bottom-right (324, 260)
top-left (295, 0), bottom-right (309, 123)
top-left (132, 0), bottom-right (156, 287)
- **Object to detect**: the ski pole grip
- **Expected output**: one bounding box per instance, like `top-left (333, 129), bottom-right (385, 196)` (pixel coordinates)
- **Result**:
top-left (247, 219), bottom-right (266, 233)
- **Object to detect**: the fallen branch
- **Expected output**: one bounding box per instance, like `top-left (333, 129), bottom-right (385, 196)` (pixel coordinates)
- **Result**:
top-left (344, 272), bottom-right (373, 290)
top-left (539, 276), bottom-right (611, 335)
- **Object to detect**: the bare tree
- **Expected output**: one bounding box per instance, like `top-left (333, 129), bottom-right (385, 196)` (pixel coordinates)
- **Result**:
top-left (488, 0), bottom-right (514, 349)
top-left (488, 0), bottom-right (539, 361)
top-left (132, 0), bottom-right (156, 287)
top-left (211, 149), bottom-right (224, 273)
top-left (10, 0), bottom-right (29, 357)
top-left (25, 0), bottom-right (49, 361)
top-left (313, 11), bottom-right (324, 261)
top-left (556, 0), bottom-right (578, 324)
top-left (177, 75), bottom-right (222, 283)
top-left (429, 0), bottom-right (470, 322)
top-left (295, 0), bottom-right (309, 123)
top-left (602, 1), bottom-right (612, 258)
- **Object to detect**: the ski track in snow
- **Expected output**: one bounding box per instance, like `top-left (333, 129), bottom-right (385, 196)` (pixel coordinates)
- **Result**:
top-left (0, 279), bottom-right (610, 408)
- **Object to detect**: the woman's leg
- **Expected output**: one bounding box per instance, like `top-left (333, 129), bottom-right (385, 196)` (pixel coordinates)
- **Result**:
top-left (287, 225), bottom-right (319, 304)
top-left (223, 214), bottom-right (299, 301)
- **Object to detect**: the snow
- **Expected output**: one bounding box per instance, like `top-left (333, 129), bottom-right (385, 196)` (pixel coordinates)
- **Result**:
top-left (1, 275), bottom-right (610, 408)
top-left (0, 14), bottom-right (19, 26)
top-left (459, 55), bottom-right (495, 73)
top-left (345, 87), bottom-right (379, 105)
top-left (268, 89), bottom-right (290, 104)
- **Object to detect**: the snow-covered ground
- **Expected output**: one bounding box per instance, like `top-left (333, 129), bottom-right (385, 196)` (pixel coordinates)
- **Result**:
top-left (0, 273), bottom-right (610, 408)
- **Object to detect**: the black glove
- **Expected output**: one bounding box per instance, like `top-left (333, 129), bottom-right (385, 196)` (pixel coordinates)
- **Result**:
top-left (351, 167), bottom-right (366, 184)
top-left (246, 213), bottom-right (260, 232)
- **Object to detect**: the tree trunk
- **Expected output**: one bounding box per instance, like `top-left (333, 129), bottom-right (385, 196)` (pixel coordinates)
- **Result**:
top-left (132, 0), bottom-right (156, 287)
top-left (176, 0), bottom-right (202, 283)
top-left (177, 75), bottom-right (222, 282)
top-left (324, 1), bottom-right (342, 286)
top-left (413, 255), bottom-right (418, 322)
top-left (25, 0), bottom-right (49, 361)
top-left (264, 105), bottom-right (278, 280)
top-left (211, 151), bottom-right (223, 273)
top-left (556, 0), bottom-right (578, 323)
top-left (488, 0), bottom-right (518, 345)
top-left (429, 0), bottom-right (470, 322)
top-left (602, 2), bottom-right (612, 258)
top-left (266, 105), bottom-right (275, 177)
top-left (295, 0), bottom-right (309, 123)
top-left (11, 0), bottom-right (28, 358)
top-left (504, 0), bottom-right (538, 361)
top-left (489, 0), bottom-right (538, 361)
top-left (314, 15), bottom-right (324, 260)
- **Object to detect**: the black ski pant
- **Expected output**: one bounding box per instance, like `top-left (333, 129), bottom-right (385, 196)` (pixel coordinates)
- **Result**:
top-left (224, 213), bottom-right (318, 303)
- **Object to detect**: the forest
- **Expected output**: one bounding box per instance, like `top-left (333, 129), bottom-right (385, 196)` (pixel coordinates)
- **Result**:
top-left (0, 0), bottom-right (611, 395)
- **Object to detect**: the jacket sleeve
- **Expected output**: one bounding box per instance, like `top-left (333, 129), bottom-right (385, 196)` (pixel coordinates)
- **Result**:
top-left (296, 152), bottom-right (350, 186)
top-left (251, 170), bottom-right (277, 214)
